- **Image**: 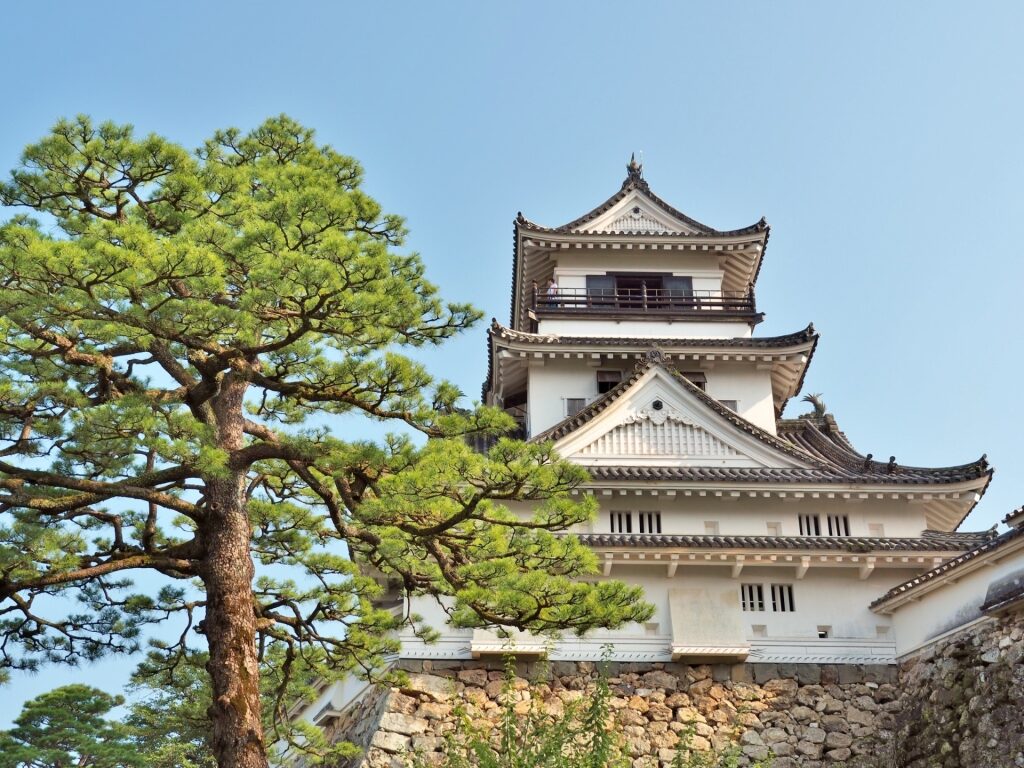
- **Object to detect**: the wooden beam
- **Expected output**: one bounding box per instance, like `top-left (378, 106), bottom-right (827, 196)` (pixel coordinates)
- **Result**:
top-left (731, 556), bottom-right (746, 579)
top-left (859, 557), bottom-right (876, 580)
top-left (796, 556), bottom-right (811, 580)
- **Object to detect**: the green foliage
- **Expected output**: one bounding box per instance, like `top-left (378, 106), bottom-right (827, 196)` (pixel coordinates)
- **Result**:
top-left (0, 115), bottom-right (652, 763)
top-left (410, 661), bottom-right (773, 768)
top-left (0, 685), bottom-right (142, 768)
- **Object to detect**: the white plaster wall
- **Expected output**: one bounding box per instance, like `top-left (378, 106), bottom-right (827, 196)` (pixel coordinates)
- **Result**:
top-left (537, 318), bottom-right (754, 340)
top-left (573, 496), bottom-right (932, 539)
top-left (498, 492), bottom-right (932, 540)
top-left (552, 251), bottom-right (725, 279)
top-left (888, 546), bottom-right (1024, 656)
top-left (703, 364), bottom-right (776, 434)
top-left (525, 359), bottom-right (776, 436)
top-left (396, 565), bottom-right (919, 663)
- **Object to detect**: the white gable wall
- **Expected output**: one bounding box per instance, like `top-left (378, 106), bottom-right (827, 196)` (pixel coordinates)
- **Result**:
top-left (526, 360), bottom-right (777, 438)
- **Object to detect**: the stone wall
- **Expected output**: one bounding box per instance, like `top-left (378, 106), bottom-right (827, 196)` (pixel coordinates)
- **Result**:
top-left (892, 611), bottom-right (1024, 768)
top-left (324, 659), bottom-right (899, 768)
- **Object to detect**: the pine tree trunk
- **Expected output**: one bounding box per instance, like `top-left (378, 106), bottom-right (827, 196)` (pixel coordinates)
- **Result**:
top-left (202, 373), bottom-right (269, 768)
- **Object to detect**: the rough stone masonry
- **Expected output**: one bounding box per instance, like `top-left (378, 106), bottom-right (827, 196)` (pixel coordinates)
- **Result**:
top-left (322, 611), bottom-right (1023, 768)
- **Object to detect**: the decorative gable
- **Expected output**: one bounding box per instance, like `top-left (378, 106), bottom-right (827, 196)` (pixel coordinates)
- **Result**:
top-left (577, 407), bottom-right (740, 459)
top-left (576, 191), bottom-right (702, 236)
top-left (552, 367), bottom-right (812, 470)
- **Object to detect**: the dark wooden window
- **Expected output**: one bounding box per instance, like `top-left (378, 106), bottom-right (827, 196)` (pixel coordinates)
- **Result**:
top-left (565, 398), bottom-right (586, 417)
top-left (597, 370), bottom-right (622, 394)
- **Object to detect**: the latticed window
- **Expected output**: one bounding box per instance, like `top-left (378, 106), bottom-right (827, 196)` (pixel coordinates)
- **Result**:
top-left (799, 514), bottom-right (821, 536)
top-left (771, 584), bottom-right (796, 612)
top-left (741, 583), bottom-right (765, 612)
top-left (826, 514), bottom-right (850, 536)
top-left (638, 512), bottom-right (661, 533)
top-left (610, 511), bottom-right (633, 533)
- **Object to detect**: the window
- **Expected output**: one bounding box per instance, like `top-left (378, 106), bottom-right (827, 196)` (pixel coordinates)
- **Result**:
top-left (680, 371), bottom-right (707, 391)
top-left (766, 522), bottom-right (782, 536)
top-left (799, 514), bottom-right (821, 536)
top-left (771, 584), bottom-right (796, 612)
top-left (826, 514), bottom-right (850, 537)
top-left (719, 399), bottom-right (738, 412)
top-left (817, 626), bottom-right (832, 639)
top-left (704, 521), bottom-right (720, 535)
top-left (751, 624), bottom-right (767, 638)
top-left (565, 398), bottom-right (586, 417)
top-left (610, 511), bottom-right (633, 533)
top-left (741, 584), bottom-right (765, 612)
top-left (596, 370), bottom-right (622, 394)
top-left (638, 512), bottom-right (662, 534)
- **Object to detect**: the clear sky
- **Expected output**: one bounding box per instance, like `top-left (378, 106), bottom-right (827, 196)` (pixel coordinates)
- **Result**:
top-left (1, 0), bottom-right (1023, 725)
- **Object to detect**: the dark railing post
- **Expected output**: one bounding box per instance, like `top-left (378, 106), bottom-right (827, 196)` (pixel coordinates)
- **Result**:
top-left (641, 281), bottom-right (648, 310)
top-left (531, 280), bottom-right (538, 311)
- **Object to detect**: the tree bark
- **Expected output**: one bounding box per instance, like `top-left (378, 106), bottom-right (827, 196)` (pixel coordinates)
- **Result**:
top-left (202, 373), bottom-right (269, 768)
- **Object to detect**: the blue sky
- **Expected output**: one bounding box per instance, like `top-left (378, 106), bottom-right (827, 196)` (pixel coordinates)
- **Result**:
top-left (1, 0), bottom-right (1023, 725)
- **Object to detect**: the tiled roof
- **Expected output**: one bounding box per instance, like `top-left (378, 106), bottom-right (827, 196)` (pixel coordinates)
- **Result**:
top-left (578, 529), bottom-right (996, 553)
top-left (481, 321), bottom-right (818, 417)
top-left (515, 172), bottom-right (767, 238)
top-left (870, 523), bottom-right (1024, 610)
top-left (489, 320), bottom-right (818, 350)
top-left (523, 358), bottom-right (991, 491)
top-left (509, 168), bottom-right (770, 329)
top-left (1002, 505), bottom-right (1024, 528)
top-left (776, 416), bottom-right (992, 487)
top-left (585, 464), bottom-right (990, 486)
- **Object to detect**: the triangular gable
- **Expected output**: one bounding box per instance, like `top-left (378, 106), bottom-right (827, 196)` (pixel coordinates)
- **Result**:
top-left (574, 189), bottom-right (703, 235)
top-left (552, 366), bottom-right (815, 469)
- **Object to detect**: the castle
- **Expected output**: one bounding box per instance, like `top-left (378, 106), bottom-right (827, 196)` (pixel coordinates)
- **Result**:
top-left (297, 160), bottom-right (1024, 767)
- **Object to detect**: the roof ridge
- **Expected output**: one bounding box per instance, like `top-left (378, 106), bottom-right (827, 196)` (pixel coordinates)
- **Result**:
top-left (489, 319), bottom-right (818, 348)
top-left (576, 532), bottom-right (989, 553)
top-left (514, 176), bottom-right (767, 237)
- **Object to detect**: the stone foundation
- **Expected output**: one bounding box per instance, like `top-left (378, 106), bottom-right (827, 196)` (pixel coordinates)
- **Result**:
top-left (892, 612), bottom-right (1024, 768)
top-left (327, 659), bottom-right (899, 768)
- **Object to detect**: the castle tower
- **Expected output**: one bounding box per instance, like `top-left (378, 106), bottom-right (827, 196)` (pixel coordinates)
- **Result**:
top-left (298, 162), bottom-right (1006, 768)
top-left (401, 157), bottom-right (994, 665)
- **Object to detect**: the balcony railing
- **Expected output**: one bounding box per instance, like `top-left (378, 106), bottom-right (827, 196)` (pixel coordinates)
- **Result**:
top-left (531, 286), bottom-right (756, 314)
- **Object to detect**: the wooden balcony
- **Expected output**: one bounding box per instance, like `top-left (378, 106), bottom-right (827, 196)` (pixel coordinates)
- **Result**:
top-left (531, 286), bottom-right (757, 318)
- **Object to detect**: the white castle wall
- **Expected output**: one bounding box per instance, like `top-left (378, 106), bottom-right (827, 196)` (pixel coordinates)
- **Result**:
top-left (526, 359), bottom-right (776, 436)
top-left (887, 546), bottom-right (1024, 655)
top-left (397, 564), bottom-right (920, 664)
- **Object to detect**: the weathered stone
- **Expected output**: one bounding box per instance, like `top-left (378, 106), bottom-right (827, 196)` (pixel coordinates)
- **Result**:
top-left (456, 668), bottom-right (489, 687)
top-left (379, 712), bottom-right (427, 736)
top-left (416, 701), bottom-right (451, 720)
top-left (402, 673), bottom-right (452, 702)
top-left (371, 730), bottom-right (409, 753)
top-left (640, 670), bottom-right (678, 690)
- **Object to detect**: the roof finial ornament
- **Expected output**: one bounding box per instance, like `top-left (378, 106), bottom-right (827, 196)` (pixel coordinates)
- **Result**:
top-left (623, 152), bottom-right (649, 190)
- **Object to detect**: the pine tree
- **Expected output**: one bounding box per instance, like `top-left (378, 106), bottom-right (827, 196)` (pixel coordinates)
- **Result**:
top-left (0, 685), bottom-right (141, 768)
top-left (0, 116), bottom-right (652, 768)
